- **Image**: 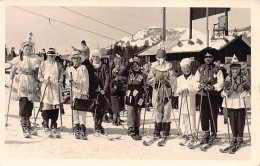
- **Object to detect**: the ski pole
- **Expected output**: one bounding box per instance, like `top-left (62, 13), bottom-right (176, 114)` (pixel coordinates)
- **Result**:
top-left (58, 85), bottom-right (65, 130)
top-left (178, 93), bottom-right (184, 135)
top-left (164, 86), bottom-right (178, 131)
top-left (93, 93), bottom-right (100, 133)
top-left (69, 72), bottom-right (74, 134)
top-left (34, 77), bottom-right (50, 125)
top-left (147, 81), bottom-right (160, 136)
top-left (206, 90), bottom-right (217, 136)
top-left (224, 96), bottom-right (230, 142)
top-left (242, 96), bottom-right (251, 140)
top-left (185, 95), bottom-right (193, 136)
top-left (142, 90), bottom-right (149, 134)
top-left (196, 90), bottom-right (203, 139)
top-left (5, 78), bottom-right (14, 128)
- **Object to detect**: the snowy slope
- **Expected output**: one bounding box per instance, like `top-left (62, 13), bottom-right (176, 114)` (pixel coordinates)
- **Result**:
top-left (3, 73), bottom-right (252, 164)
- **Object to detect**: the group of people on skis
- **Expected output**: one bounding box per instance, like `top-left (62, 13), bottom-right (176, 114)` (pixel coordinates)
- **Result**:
top-left (8, 36), bottom-right (251, 151)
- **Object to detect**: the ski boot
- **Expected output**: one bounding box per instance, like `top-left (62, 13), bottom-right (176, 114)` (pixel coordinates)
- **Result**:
top-left (153, 122), bottom-right (162, 138)
top-left (80, 124), bottom-right (87, 140)
top-left (199, 131), bottom-right (210, 144)
top-left (74, 124), bottom-right (81, 139)
top-left (132, 127), bottom-right (142, 140)
top-left (126, 127), bottom-right (135, 137)
top-left (208, 132), bottom-right (217, 143)
top-left (42, 119), bottom-right (50, 135)
top-left (21, 117), bottom-right (32, 138)
top-left (51, 120), bottom-right (61, 138)
top-left (95, 124), bottom-right (105, 135)
top-left (162, 122), bottom-right (171, 138)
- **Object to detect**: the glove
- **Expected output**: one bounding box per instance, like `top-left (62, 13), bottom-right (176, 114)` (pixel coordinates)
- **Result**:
top-left (100, 89), bottom-right (105, 95)
top-left (205, 85), bottom-right (215, 91)
top-left (198, 83), bottom-right (206, 90)
top-left (240, 91), bottom-right (247, 98)
top-left (178, 90), bottom-right (184, 96)
top-left (183, 88), bottom-right (189, 95)
top-left (10, 72), bottom-right (15, 80)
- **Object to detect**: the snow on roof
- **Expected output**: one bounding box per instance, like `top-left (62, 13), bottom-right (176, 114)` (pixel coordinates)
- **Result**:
top-left (138, 28), bottom-right (250, 56)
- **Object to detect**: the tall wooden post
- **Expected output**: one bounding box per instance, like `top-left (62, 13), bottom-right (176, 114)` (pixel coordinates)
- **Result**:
top-left (189, 8), bottom-right (193, 40)
top-left (206, 8), bottom-right (209, 47)
top-left (163, 7), bottom-right (166, 41)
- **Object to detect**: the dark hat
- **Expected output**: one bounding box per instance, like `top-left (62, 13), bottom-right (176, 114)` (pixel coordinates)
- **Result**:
top-left (156, 48), bottom-right (166, 58)
top-left (198, 47), bottom-right (220, 64)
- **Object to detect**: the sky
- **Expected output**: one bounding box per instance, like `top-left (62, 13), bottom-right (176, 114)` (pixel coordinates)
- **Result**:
top-left (5, 6), bottom-right (250, 55)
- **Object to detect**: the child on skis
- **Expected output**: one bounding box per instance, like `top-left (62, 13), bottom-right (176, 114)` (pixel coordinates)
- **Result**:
top-left (175, 58), bottom-right (197, 147)
top-left (221, 55), bottom-right (251, 150)
top-left (110, 55), bottom-right (125, 126)
top-left (147, 47), bottom-right (176, 139)
top-left (119, 56), bottom-right (146, 140)
top-left (10, 42), bottom-right (42, 138)
top-left (38, 48), bottom-right (63, 138)
top-left (66, 52), bottom-right (89, 139)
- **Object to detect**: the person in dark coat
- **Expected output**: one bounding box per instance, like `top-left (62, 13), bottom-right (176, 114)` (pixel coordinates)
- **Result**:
top-left (119, 56), bottom-right (146, 140)
top-left (194, 47), bottom-right (224, 144)
top-left (87, 49), bottom-right (110, 134)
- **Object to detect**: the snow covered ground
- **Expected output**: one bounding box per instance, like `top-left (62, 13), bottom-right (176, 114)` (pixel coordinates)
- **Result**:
top-left (2, 74), bottom-right (255, 166)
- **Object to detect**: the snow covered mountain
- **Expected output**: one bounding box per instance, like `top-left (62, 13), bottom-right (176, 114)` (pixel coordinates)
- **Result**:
top-left (117, 26), bottom-right (251, 48)
top-left (118, 26), bottom-right (188, 47)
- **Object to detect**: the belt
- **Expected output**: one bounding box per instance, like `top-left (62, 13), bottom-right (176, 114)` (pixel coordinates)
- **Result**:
top-left (16, 71), bottom-right (34, 76)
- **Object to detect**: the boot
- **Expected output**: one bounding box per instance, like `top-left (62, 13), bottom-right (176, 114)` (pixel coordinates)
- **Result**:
top-left (80, 124), bottom-right (87, 140)
top-left (200, 131), bottom-right (210, 144)
top-left (74, 124), bottom-right (81, 139)
top-left (153, 122), bottom-right (162, 138)
top-left (132, 127), bottom-right (142, 140)
top-left (237, 137), bottom-right (244, 146)
top-left (95, 124), bottom-right (105, 135)
top-left (208, 132), bottom-right (217, 143)
top-left (42, 119), bottom-right (49, 132)
top-left (230, 137), bottom-right (237, 147)
top-left (50, 120), bottom-right (57, 129)
top-left (162, 122), bottom-right (171, 138)
top-left (127, 127), bottom-right (135, 136)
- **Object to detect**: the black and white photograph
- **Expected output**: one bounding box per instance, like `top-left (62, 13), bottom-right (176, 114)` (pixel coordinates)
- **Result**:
top-left (1, 1), bottom-right (260, 166)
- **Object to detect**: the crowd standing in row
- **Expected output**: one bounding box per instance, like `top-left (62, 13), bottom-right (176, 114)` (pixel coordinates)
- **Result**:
top-left (8, 37), bottom-right (251, 150)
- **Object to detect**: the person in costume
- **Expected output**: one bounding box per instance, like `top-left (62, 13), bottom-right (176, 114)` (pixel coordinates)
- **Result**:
top-left (221, 54), bottom-right (251, 147)
top-left (175, 58), bottom-right (197, 145)
top-left (147, 47), bottom-right (176, 139)
top-left (194, 47), bottom-right (224, 144)
top-left (88, 49), bottom-right (110, 134)
top-left (119, 56), bottom-right (146, 140)
top-left (66, 52), bottom-right (89, 139)
top-left (10, 41), bottom-right (42, 137)
top-left (110, 55), bottom-right (125, 126)
top-left (38, 48), bottom-right (63, 136)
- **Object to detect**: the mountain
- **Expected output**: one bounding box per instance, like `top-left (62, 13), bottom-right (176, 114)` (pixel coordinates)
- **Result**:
top-left (117, 26), bottom-right (189, 47)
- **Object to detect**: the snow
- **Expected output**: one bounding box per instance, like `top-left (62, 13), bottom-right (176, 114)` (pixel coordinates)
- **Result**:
top-left (3, 73), bottom-right (254, 165)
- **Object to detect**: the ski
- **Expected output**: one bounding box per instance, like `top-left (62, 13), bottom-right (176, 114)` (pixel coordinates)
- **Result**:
top-left (158, 137), bottom-right (168, 147)
top-left (143, 137), bottom-right (160, 146)
top-left (219, 146), bottom-right (234, 153)
top-left (199, 139), bottom-right (220, 152)
top-left (228, 139), bottom-right (250, 154)
top-left (93, 131), bottom-right (121, 141)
